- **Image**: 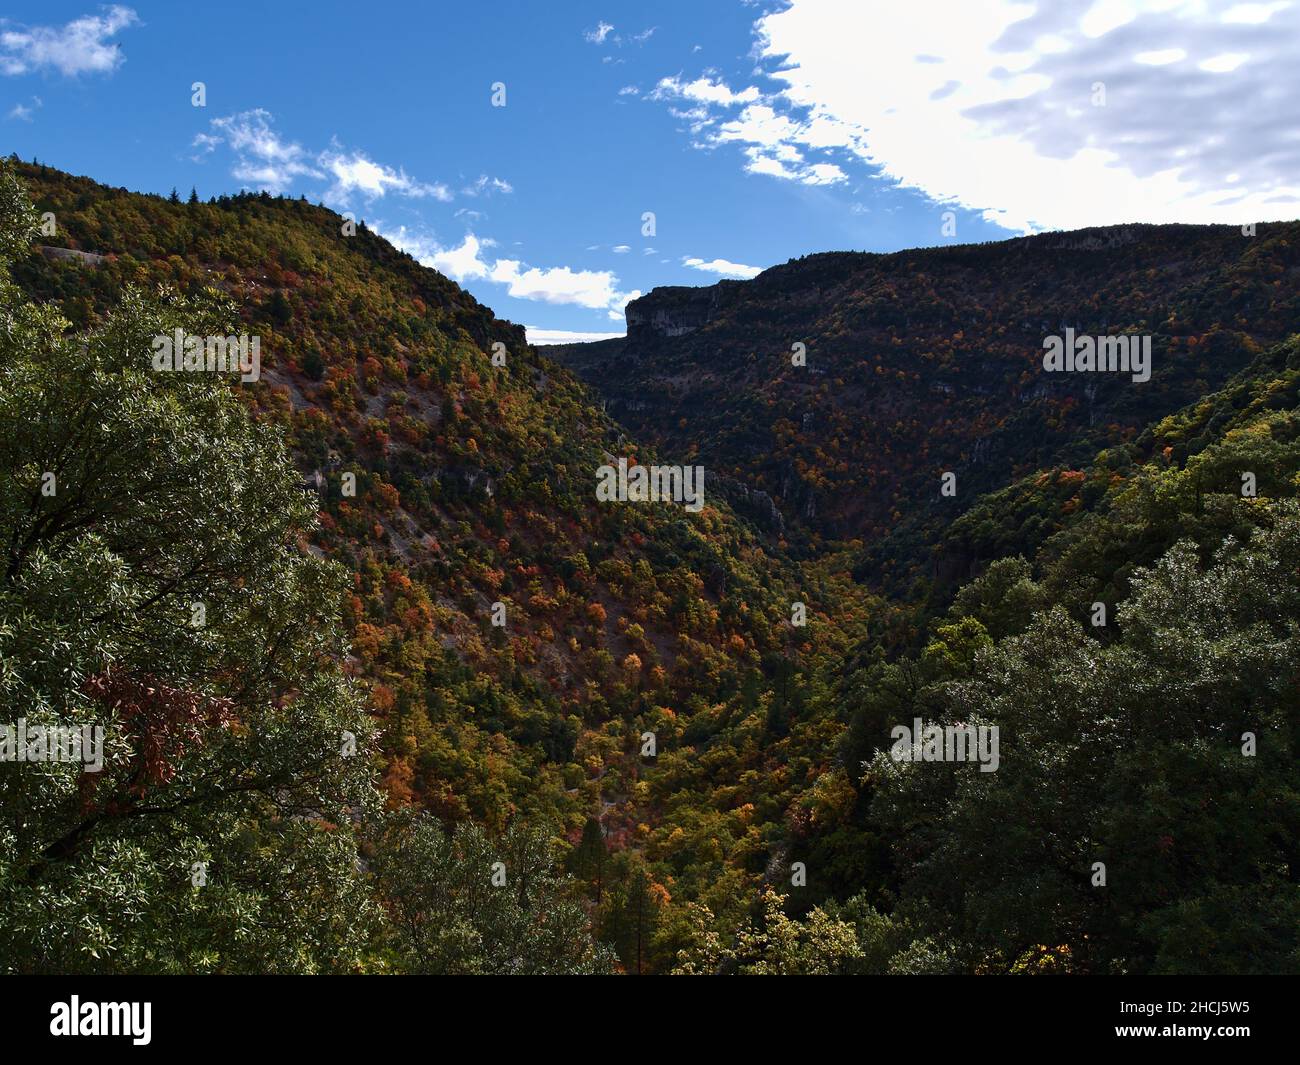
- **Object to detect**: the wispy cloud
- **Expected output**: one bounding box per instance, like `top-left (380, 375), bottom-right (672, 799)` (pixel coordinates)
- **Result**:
top-left (526, 326), bottom-right (626, 345)
top-left (583, 22), bottom-right (656, 47)
top-left (717, 103), bottom-right (854, 185)
top-left (380, 227), bottom-right (640, 321)
top-left (321, 145), bottom-right (451, 206)
top-left (6, 95), bottom-right (40, 121)
top-left (193, 109), bottom-right (456, 206)
top-left (195, 110), bottom-right (322, 194)
top-left (0, 6), bottom-right (137, 77)
top-left (651, 75), bottom-right (760, 107)
top-left (682, 255), bottom-right (763, 279)
top-left (462, 174), bottom-right (513, 196)
top-left (647, 73), bottom-right (850, 185)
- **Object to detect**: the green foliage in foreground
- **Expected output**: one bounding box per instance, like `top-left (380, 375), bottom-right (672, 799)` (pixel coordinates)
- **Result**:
top-left (821, 342), bottom-right (1300, 974)
top-left (875, 517), bottom-right (1300, 973)
top-left (0, 163), bottom-right (610, 974)
top-left (692, 500), bottom-right (1300, 976)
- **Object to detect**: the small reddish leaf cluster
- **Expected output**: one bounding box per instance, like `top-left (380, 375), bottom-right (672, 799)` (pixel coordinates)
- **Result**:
top-left (83, 666), bottom-right (235, 796)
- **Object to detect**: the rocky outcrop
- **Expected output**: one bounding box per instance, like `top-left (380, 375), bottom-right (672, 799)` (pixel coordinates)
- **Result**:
top-left (37, 245), bottom-right (107, 267)
top-left (624, 283), bottom-right (739, 340)
top-left (707, 472), bottom-right (786, 536)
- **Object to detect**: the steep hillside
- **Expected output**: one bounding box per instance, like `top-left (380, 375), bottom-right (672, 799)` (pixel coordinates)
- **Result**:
top-left (8, 161), bottom-right (871, 874)
top-left (11, 159), bottom-right (1295, 974)
top-left (552, 224), bottom-right (1300, 596)
top-left (812, 332), bottom-right (1300, 973)
top-left (922, 333), bottom-right (1300, 632)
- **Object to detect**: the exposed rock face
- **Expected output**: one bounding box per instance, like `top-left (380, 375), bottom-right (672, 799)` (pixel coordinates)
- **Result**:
top-left (625, 283), bottom-right (739, 340)
top-left (37, 245), bottom-right (107, 267)
top-left (707, 472), bottom-right (786, 536)
top-left (429, 466), bottom-right (494, 499)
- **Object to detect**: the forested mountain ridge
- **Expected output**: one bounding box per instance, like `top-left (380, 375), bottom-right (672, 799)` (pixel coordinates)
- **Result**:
top-left (3, 158), bottom-right (1296, 974)
top-left (552, 222), bottom-right (1300, 593)
top-left (546, 221), bottom-right (1300, 974)
top-left (10, 160), bottom-right (832, 823)
top-left (3, 160), bottom-right (877, 970)
top-left (895, 333), bottom-right (1300, 626)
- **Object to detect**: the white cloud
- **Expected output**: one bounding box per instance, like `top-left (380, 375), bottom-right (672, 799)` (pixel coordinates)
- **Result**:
top-left (714, 102), bottom-right (797, 145)
top-left (1133, 47), bottom-right (1186, 64)
top-left (706, 101), bottom-right (854, 184)
top-left (649, 78), bottom-right (859, 185)
top-left (430, 232), bottom-right (496, 281)
top-left (195, 110), bottom-right (455, 205)
top-left (6, 96), bottom-right (39, 121)
top-left (585, 22), bottom-right (654, 47)
top-left (492, 259), bottom-right (640, 318)
top-left (1221, 2), bottom-right (1289, 23)
top-left (646, 1), bottom-right (1300, 227)
top-left (527, 327), bottom-right (626, 345)
top-left (1199, 51), bottom-right (1248, 71)
top-left (742, 0), bottom-right (1300, 230)
top-left (199, 110), bottom-right (322, 194)
top-left (1080, 0), bottom-right (1141, 39)
top-left (682, 255), bottom-right (764, 279)
top-left (380, 228), bottom-right (639, 319)
top-left (801, 161), bottom-right (848, 185)
top-left (652, 75), bottom-right (760, 107)
top-left (0, 5), bottom-right (137, 77)
top-left (462, 174), bottom-right (513, 196)
top-left (321, 147), bottom-right (451, 206)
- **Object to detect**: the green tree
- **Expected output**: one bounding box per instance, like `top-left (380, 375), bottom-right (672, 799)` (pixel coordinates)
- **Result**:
top-left (672, 889), bottom-right (867, 975)
top-left (570, 815), bottom-right (607, 902)
top-left (869, 515), bottom-right (1300, 973)
top-left (0, 162), bottom-right (380, 972)
top-left (600, 862), bottom-right (662, 974)
top-left (370, 812), bottom-right (615, 974)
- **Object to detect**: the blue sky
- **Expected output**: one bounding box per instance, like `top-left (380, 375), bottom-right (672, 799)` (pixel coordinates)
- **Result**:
top-left (3, 1), bottom-right (1298, 342)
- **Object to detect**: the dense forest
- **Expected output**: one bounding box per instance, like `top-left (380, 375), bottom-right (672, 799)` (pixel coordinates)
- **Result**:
top-left (1, 159), bottom-right (1295, 974)
top-left (553, 225), bottom-right (1300, 594)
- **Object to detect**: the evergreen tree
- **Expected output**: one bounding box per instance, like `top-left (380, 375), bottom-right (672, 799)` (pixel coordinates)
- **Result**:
top-left (601, 863), bottom-right (661, 974)
top-left (571, 816), bottom-right (606, 902)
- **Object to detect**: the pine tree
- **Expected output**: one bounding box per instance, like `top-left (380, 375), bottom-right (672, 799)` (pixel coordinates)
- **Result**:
top-left (572, 816), bottom-right (606, 902)
top-left (600, 864), bottom-right (660, 974)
